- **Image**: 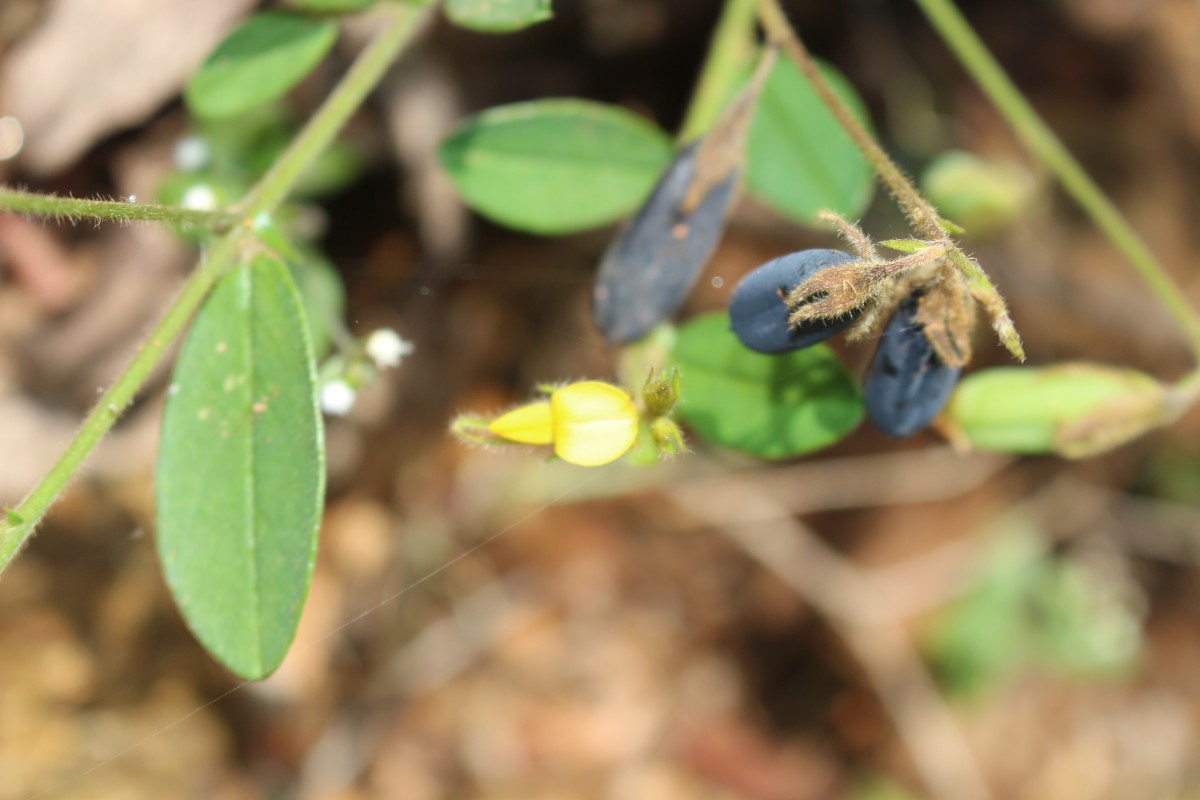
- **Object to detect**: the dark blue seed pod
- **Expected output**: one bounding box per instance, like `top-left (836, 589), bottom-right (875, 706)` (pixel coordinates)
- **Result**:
top-left (593, 141), bottom-right (738, 344)
top-left (864, 293), bottom-right (961, 437)
top-left (728, 249), bottom-right (859, 353)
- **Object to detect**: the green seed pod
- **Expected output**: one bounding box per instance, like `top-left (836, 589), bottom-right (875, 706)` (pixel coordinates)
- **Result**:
top-left (944, 364), bottom-right (1177, 458)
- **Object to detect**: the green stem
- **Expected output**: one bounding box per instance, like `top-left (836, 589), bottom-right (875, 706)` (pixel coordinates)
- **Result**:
top-left (911, 0), bottom-right (1200, 363)
top-left (0, 4), bottom-right (435, 573)
top-left (754, 0), bottom-right (943, 238)
top-left (0, 233), bottom-right (244, 568)
top-left (679, 0), bottom-right (759, 143)
top-left (754, 0), bottom-right (1025, 360)
top-left (0, 188), bottom-right (239, 230)
top-left (242, 4), bottom-right (427, 214)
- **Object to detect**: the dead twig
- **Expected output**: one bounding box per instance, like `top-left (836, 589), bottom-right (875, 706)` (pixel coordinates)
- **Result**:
top-left (668, 476), bottom-right (992, 800)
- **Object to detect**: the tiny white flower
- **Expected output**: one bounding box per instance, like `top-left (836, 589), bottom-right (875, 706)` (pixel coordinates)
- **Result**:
top-left (365, 329), bottom-right (414, 369)
top-left (173, 135), bottom-right (210, 172)
top-left (181, 185), bottom-right (217, 211)
top-left (320, 380), bottom-right (357, 416)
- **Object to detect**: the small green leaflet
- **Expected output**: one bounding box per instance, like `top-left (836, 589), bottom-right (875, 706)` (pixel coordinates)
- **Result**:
top-left (185, 12), bottom-right (338, 120)
top-left (744, 57), bottom-right (875, 226)
top-left (287, 249), bottom-right (346, 359)
top-left (156, 254), bottom-right (325, 680)
top-left (924, 522), bottom-right (1140, 698)
top-left (878, 238), bottom-right (927, 254)
top-left (669, 313), bottom-right (863, 459)
top-left (445, 0), bottom-right (553, 33)
top-left (440, 99), bottom-right (674, 235)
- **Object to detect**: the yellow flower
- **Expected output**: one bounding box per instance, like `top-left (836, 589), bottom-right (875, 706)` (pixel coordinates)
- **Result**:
top-left (485, 399), bottom-right (554, 445)
top-left (487, 381), bottom-right (639, 466)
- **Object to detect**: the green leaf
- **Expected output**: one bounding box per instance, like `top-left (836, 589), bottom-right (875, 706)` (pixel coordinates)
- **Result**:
top-left (938, 217), bottom-right (966, 235)
top-left (878, 238), bottom-right (926, 253)
top-left (246, 215), bottom-right (345, 357)
top-left (744, 58), bottom-right (875, 226)
top-left (185, 12), bottom-right (338, 120)
top-left (923, 523), bottom-right (1047, 698)
top-left (157, 254), bottom-right (324, 679)
top-left (924, 521), bottom-right (1141, 698)
top-left (295, 141), bottom-right (365, 198)
top-left (445, 0), bottom-right (552, 32)
top-left (440, 99), bottom-right (674, 235)
top-left (669, 312), bottom-right (862, 458)
top-left (287, 249), bottom-right (346, 358)
top-left (194, 105), bottom-right (294, 176)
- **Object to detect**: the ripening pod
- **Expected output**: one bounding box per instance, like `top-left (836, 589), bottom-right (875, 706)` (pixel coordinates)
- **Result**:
top-left (487, 381), bottom-right (640, 466)
top-left (728, 249), bottom-right (860, 353)
top-left (864, 292), bottom-right (961, 437)
top-left (943, 363), bottom-right (1176, 458)
top-left (593, 141), bottom-right (739, 344)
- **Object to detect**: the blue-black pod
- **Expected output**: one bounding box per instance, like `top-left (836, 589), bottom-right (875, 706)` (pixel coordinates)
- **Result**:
top-left (593, 141), bottom-right (738, 344)
top-left (864, 292), bottom-right (961, 437)
top-left (728, 249), bottom-right (859, 353)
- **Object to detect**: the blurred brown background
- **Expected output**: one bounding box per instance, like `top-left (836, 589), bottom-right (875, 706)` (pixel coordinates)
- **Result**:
top-left (3, 0), bottom-right (1200, 798)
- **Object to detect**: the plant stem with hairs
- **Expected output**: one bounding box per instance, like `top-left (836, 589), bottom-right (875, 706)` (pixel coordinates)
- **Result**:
top-left (911, 0), bottom-right (1200, 365)
top-left (0, 3), bottom-right (435, 574)
top-left (753, 0), bottom-right (1024, 360)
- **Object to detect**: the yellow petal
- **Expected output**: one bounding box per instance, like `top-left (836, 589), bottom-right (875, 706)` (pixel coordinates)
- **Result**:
top-left (550, 381), bottom-right (639, 466)
top-left (487, 400), bottom-right (554, 444)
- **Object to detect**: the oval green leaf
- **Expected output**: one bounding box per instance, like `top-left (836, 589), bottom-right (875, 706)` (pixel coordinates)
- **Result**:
top-left (944, 363), bottom-right (1172, 458)
top-left (445, 0), bottom-right (552, 32)
top-left (439, 99), bottom-right (674, 235)
top-left (745, 58), bottom-right (875, 226)
top-left (157, 254), bottom-right (325, 679)
top-left (185, 12), bottom-right (338, 120)
top-left (669, 312), bottom-right (863, 458)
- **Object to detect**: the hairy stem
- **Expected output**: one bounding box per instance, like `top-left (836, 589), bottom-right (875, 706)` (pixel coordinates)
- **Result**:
top-left (754, 0), bottom-right (1024, 360)
top-left (242, 5), bottom-right (428, 213)
top-left (912, 0), bottom-right (1200, 363)
top-left (0, 234), bottom-right (244, 568)
top-left (679, 0), bottom-right (759, 143)
top-left (754, 0), bottom-right (942, 238)
top-left (0, 188), bottom-right (240, 230)
top-left (0, 3), bottom-right (435, 574)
